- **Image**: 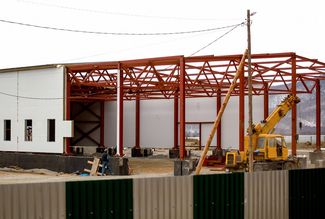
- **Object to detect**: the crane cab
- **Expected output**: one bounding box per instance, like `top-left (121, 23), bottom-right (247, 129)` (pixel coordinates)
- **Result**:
top-left (255, 134), bottom-right (288, 161)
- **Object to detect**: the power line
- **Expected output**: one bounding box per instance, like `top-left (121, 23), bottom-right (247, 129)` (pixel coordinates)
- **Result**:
top-left (21, 0), bottom-right (240, 22)
top-left (0, 91), bottom-right (63, 100)
top-left (0, 19), bottom-right (242, 36)
top-left (190, 22), bottom-right (244, 56)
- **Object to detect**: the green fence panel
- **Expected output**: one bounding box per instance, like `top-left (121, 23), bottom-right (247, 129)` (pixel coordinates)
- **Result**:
top-left (66, 179), bottom-right (133, 219)
top-left (193, 173), bottom-right (244, 219)
top-left (289, 168), bottom-right (325, 219)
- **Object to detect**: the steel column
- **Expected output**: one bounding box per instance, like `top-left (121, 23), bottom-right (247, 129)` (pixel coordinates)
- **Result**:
top-left (100, 101), bottom-right (105, 147)
top-left (291, 54), bottom-right (297, 156)
top-left (135, 93), bottom-right (140, 148)
top-left (173, 92), bottom-right (179, 149)
top-left (216, 89), bottom-right (222, 149)
top-left (239, 68), bottom-right (245, 151)
top-left (264, 82), bottom-right (269, 120)
top-left (179, 57), bottom-right (186, 159)
top-left (117, 64), bottom-right (124, 156)
top-left (199, 123), bottom-right (202, 150)
top-left (65, 75), bottom-right (71, 154)
top-left (316, 80), bottom-right (321, 151)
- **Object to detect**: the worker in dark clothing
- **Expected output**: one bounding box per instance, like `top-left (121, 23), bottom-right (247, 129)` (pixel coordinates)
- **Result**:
top-left (101, 149), bottom-right (112, 176)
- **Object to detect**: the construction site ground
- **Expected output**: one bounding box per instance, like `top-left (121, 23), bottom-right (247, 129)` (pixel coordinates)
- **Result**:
top-left (0, 145), bottom-right (323, 184)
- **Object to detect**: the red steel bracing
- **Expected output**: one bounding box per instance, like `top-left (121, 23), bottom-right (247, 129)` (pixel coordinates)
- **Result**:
top-left (316, 80), bottom-right (321, 151)
top-left (291, 55), bottom-right (297, 156)
top-left (264, 82), bottom-right (269, 120)
top-left (66, 52), bottom-right (325, 155)
top-left (173, 92), bottom-right (179, 149)
top-left (216, 89), bottom-right (222, 149)
top-left (135, 93), bottom-right (140, 148)
top-left (239, 65), bottom-right (245, 151)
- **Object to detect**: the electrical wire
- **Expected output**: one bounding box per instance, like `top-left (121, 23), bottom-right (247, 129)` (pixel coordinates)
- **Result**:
top-left (190, 22), bottom-right (244, 56)
top-left (0, 91), bottom-right (63, 100)
top-left (21, 0), bottom-right (240, 22)
top-left (0, 19), bottom-right (242, 36)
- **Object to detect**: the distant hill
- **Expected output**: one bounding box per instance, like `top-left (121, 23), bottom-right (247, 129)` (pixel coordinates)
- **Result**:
top-left (268, 80), bottom-right (325, 135)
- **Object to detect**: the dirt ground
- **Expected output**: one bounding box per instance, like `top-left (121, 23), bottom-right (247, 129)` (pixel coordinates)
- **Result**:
top-left (0, 147), bottom-right (321, 184)
top-left (0, 148), bottom-right (216, 184)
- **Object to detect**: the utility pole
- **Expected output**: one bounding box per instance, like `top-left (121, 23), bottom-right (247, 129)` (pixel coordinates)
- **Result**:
top-left (247, 9), bottom-right (253, 173)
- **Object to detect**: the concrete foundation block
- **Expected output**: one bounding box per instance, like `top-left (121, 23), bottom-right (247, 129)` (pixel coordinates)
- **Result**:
top-left (315, 159), bottom-right (325, 168)
top-left (174, 159), bottom-right (196, 176)
top-left (309, 151), bottom-right (325, 164)
top-left (107, 157), bottom-right (129, 175)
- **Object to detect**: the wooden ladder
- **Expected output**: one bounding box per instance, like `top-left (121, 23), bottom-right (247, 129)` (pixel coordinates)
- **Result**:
top-left (84, 157), bottom-right (102, 176)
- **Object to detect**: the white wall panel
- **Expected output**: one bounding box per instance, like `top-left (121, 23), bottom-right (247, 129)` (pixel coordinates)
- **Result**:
top-left (0, 66), bottom-right (72, 153)
top-left (0, 72), bottom-right (18, 151)
top-left (105, 96), bottom-right (263, 149)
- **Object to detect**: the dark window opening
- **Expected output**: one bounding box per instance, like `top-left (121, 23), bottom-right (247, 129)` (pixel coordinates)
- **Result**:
top-left (4, 120), bottom-right (11, 141)
top-left (48, 119), bottom-right (55, 142)
top-left (25, 119), bottom-right (32, 141)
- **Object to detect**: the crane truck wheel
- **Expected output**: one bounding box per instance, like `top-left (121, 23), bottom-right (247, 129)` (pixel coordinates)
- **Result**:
top-left (283, 161), bottom-right (297, 170)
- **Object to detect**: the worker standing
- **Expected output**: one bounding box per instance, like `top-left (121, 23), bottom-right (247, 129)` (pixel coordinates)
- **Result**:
top-left (101, 148), bottom-right (112, 176)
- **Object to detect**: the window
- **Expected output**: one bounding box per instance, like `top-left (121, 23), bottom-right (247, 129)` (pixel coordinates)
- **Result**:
top-left (4, 120), bottom-right (11, 141)
top-left (268, 138), bottom-right (275, 147)
top-left (257, 137), bottom-right (265, 149)
top-left (47, 119), bottom-right (55, 142)
top-left (25, 120), bottom-right (32, 141)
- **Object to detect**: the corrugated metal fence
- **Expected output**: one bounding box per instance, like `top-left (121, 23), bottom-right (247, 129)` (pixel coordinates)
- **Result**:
top-left (0, 168), bottom-right (325, 219)
top-left (245, 170), bottom-right (288, 219)
top-left (0, 182), bottom-right (65, 219)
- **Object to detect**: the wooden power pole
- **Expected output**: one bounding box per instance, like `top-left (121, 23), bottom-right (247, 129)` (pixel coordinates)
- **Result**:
top-left (247, 9), bottom-right (254, 173)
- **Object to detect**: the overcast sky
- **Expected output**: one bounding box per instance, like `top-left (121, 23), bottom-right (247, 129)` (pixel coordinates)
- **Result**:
top-left (0, 0), bottom-right (324, 69)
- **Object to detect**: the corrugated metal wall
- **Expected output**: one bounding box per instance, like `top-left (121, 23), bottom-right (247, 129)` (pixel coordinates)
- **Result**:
top-left (245, 170), bottom-right (289, 219)
top-left (0, 182), bottom-right (65, 219)
top-left (289, 168), bottom-right (325, 219)
top-left (133, 176), bottom-right (193, 219)
top-left (193, 173), bottom-right (244, 219)
top-left (66, 179), bottom-right (133, 219)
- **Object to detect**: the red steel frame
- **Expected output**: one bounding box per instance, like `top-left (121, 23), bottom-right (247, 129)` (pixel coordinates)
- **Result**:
top-left (66, 52), bottom-right (325, 158)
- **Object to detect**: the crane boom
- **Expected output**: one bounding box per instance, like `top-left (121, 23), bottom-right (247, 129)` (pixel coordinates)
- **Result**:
top-left (252, 94), bottom-right (300, 135)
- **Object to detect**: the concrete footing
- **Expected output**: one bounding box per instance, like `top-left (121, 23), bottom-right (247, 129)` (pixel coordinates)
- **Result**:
top-left (174, 159), bottom-right (196, 176)
top-left (169, 148), bottom-right (191, 159)
top-left (131, 148), bottom-right (153, 157)
top-left (106, 157), bottom-right (129, 175)
top-left (309, 151), bottom-right (325, 164)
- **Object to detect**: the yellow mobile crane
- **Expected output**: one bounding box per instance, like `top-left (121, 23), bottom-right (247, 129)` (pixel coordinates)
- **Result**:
top-left (225, 94), bottom-right (301, 171)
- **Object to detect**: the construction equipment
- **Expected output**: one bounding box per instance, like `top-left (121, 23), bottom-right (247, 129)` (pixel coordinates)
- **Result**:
top-left (225, 94), bottom-right (301, 171)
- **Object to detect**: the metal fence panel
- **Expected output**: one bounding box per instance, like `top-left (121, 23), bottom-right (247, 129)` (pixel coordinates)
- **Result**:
top-left (133, 175), bottom-right (193, 219)
top-left (289, 168), bottom-right (325, 219)
top-left (245, 170), bottom-right (288, 219)
top-left (66, 179), bottom-right (133, 219)
top-left (193, 173), bottom-right (244, 219)
top-left (0, 182), bottom-right (65, 219)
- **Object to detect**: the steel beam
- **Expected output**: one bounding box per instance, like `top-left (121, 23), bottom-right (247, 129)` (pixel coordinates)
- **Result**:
top-left (239, 67), bottom-right (245, 151)
top-left (216, 89), bottom-right (222, 149)
top-left (179, 57), bottom-right (186, 159)
top-left (135, 93), bottom-right (140, 148)
top-left (291, 54), bottom-right (297, 156)
top-left (264, 82), bottom-right (269, 120)
top-left (316, 80), bottom-right (321, 151)
top-left (173, 92), bottom-right (178, 149)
